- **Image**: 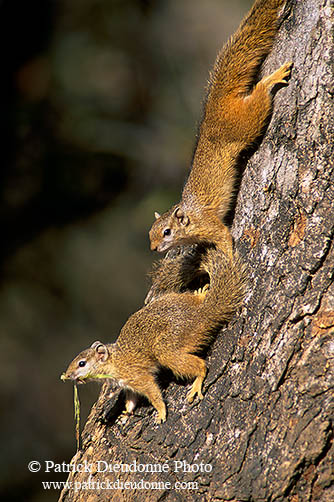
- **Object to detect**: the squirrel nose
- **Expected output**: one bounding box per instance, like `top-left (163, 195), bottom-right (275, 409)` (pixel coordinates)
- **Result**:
top-left (150, 242), bottom-right (157, 251)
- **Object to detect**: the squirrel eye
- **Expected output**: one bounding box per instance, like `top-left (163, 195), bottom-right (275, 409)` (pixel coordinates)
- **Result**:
top-left (78, 360), bottom-right (86, 368)
top-left (163, 228), bottom-right (171, 236)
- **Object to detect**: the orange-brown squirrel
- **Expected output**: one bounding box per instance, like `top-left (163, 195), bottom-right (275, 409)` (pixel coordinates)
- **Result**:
top-left (62, 247), bottom-right (246, 423)
top-left (149, 0), bottom-right (291, 255)
top-left (62, 0), bottom-right (291, 426)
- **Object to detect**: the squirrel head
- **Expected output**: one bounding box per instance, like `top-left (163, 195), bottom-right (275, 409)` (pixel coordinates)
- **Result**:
top-left (149, 206), bottom-right (192, 252)
top-left (61, 341), bottom-right (115, 383)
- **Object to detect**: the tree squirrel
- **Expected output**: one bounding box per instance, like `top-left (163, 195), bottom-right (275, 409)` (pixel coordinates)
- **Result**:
top-left (62, 247), bottom-right (246, 423)
top-left (149, 0), bottom-right (291, 255)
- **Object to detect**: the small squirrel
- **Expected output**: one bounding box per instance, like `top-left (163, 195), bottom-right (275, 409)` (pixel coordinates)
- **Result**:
top-left (149, 0), bottom-right (291, 255)
top-left (62, 247), bottom-right (246, 424)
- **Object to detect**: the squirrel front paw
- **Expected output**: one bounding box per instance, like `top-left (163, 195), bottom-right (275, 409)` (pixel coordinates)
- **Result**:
top-left (186, 379), bottom-right (204, 404)
top-left (155, 409), bottom-right (166, 424)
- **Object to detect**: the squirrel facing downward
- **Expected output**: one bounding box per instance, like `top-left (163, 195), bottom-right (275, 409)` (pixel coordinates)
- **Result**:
top-left (62, 0), bottom-right (292, 425)
top-left (62, 248), bottom-right (246, 424)
top-left (149, 0), bottom-right (291, 255)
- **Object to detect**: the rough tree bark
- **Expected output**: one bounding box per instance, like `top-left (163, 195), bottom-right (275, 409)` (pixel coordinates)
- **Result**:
top-left (59, 0), bottom-right (334, 500)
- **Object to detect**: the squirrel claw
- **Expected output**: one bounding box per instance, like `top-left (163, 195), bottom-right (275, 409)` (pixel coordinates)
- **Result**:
top-left (154, 404), bottom-right (167, 424)
top-left (194, 284), bottom-right (210, 298)
top-left (187, 373), bottom-right (205, 403)
top-left (155, 414), bottom-right (166, 425)
top-left (187, 389), bottom-right (204, 404)
top-left (263, 61), bottom-right (292, 90)
top-left (118, 411), bottom-right (132, 424)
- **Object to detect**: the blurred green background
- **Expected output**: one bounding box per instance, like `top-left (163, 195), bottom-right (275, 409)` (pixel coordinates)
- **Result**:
top-left (0, 0), bottom-right (251, 500)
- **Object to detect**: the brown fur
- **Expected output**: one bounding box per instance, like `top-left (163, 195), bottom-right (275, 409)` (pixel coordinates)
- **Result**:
top-left (149, 0), bottom-right (291, 254)
top-left (63, 248), bottom-right (246, 423)
top-left (145, 244), bottom-right (209, 304)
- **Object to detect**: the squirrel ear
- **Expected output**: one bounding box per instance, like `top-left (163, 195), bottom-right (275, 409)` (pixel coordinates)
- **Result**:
top-left (182, 215), bottom-right (190, 226)
top-left (154, 211), bottom-right (161, 220)
top-left (91, 341), bottom-right (103, 349)
top-left (92, 342), bottom-right (109, 362)
top-left (173, 207), bottom-right (190, 226)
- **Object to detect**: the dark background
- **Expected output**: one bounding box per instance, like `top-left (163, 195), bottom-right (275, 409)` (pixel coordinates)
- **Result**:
top-left (0, 0), bottom-right (251, 500)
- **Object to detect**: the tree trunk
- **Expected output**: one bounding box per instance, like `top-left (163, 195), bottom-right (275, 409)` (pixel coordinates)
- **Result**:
top-left (59, 0), bottom-right (334, 500)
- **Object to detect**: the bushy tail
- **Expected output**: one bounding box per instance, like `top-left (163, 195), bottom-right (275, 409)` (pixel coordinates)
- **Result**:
top-left (210, 0), bottom-right (286, 96)
top-left (200, 247), bottom-right (247, 329)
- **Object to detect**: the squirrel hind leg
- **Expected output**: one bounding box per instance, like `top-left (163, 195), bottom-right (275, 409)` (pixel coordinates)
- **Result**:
top-left (223, 60), bottom-right (292, 145)
top-left (159, 352), bottom-right (207, 404)
top-left (261, 61), bottom-right (292, 92)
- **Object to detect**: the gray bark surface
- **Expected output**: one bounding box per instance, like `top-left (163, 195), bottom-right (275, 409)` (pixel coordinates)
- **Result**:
top-left (59, 0), bottom-right (334, 500)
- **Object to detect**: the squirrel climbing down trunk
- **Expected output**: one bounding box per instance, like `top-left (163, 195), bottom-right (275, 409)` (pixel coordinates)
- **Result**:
top-left (149, 0), bottom-right (291, 256)
top-left (62, 247), bottom-right (246, 424)
top-left (62, 0), bottom-right (292, 427)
